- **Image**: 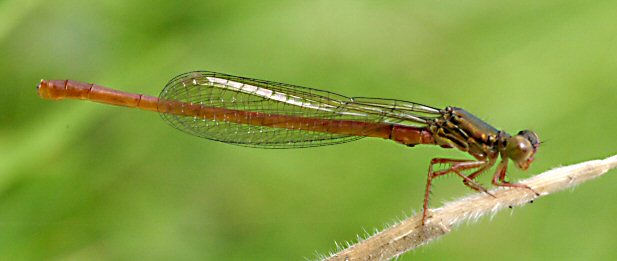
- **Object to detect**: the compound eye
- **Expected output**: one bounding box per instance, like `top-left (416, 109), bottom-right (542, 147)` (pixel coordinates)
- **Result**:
top-left (506, 135), bottom-right (533, 169)
top-left (518, 130), bottom-right (540, 149)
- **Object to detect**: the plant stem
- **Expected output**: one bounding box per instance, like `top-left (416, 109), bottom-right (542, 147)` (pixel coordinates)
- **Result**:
top-left (324, 154), bottom-right (617, 261)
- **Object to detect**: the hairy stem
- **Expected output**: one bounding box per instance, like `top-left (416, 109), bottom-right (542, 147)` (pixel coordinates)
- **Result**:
top-left (324, 154), bottom-right (617, 261)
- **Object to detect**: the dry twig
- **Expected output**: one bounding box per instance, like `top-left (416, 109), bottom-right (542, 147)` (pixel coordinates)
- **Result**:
top-left (324, 154), bottom-right (617, 261)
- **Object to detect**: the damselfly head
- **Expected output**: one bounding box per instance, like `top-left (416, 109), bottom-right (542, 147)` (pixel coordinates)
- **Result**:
top-left (506, 130), bottom-right (540, 170)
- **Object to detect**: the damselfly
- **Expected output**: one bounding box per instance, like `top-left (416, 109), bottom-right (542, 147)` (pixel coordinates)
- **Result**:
top-left (37, 71), bottom-right (540, 224)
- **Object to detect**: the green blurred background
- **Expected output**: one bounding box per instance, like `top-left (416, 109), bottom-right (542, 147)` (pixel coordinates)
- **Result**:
top-left (1, 0), bottom-right (617, 260)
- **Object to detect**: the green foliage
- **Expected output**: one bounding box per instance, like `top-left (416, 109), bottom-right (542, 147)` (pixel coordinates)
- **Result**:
top-left (1, 0), bottom-right (616, 260)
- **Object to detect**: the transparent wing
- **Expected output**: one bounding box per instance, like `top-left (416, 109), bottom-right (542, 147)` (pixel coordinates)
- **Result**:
top-left (158, 71), bottom-right (441, 148)
top-left (349, 97), bottom-right (443, 124)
